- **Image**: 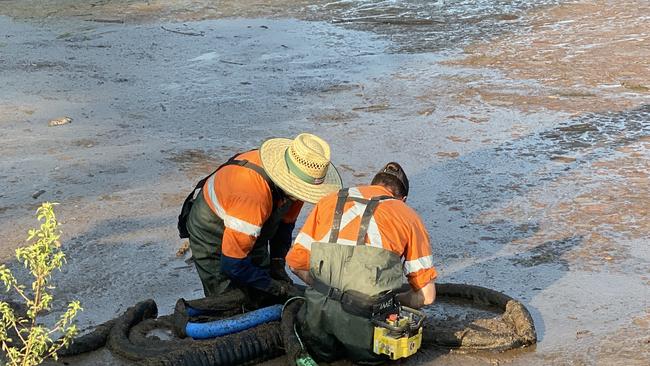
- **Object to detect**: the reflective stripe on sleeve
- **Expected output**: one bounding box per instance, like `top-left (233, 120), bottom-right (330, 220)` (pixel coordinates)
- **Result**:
top-left (205, 174), bottom-right (262, 237)
top-left (403, 255), bottom-right (435, 275)
top-left (294, 232), bottom-right (315, 250)
top-left (223, 215), bottom-right (263, 237)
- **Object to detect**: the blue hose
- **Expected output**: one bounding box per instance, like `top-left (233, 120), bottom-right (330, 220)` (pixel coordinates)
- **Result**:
top-left (186, 306), bottom-right (203, 317)
top-left (186, 304), bottom-right (283, 340)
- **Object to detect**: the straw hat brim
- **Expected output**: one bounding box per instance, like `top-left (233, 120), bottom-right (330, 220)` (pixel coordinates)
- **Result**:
top-left (260, 138), bottom-right (342, 204)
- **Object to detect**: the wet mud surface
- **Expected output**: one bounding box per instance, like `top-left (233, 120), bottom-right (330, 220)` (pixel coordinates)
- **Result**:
top-left (452, 0), bottom-right (650, 114)
top-left (1, 0), bottom-right (648, 365)
top-left (424, 298), bottom-right (508, 337)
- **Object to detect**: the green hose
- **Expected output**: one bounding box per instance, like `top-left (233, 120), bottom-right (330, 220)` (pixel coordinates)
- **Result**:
top-left (296, 356), bottom-right (318, 366)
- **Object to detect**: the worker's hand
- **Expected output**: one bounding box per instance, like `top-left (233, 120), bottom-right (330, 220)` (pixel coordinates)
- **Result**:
top-left (267, 279), bottom-right (302, 299)
top-left (269, 258), bottom-right (293, 283)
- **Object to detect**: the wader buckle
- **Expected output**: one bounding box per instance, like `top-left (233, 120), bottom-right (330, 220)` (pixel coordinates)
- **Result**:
top-left (326, 286), bottom-right (344, 302)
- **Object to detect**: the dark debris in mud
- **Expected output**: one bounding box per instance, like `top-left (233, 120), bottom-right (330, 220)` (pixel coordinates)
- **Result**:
top-left (510, 236), bottom-right (581, 269)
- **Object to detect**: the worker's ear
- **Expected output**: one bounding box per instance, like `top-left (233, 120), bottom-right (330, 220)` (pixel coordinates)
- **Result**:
top-left (401, 196), bottom-right (407, 202)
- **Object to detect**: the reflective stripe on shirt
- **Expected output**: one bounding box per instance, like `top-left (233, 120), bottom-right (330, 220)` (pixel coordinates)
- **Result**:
top-left (299, 198), bottom-right (386, 250)
top-left (205, 173), bottom-right (262, 237)
top-left (403, 255), bottom-right (435, 275)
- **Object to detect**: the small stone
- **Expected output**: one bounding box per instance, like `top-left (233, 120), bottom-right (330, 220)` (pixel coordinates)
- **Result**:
top-left (48, 116), bottom-right (72, 127)
top-left (550, 155), bottom-right (576, 163)
top-left (31, 189), bottom-right (46, 199)
top-left (576, 329), bottom-right (591, 339)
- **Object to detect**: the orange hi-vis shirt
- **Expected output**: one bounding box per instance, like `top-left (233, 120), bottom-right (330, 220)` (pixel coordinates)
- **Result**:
top-left (286, 185), bottom-right (437, 290)
top-left (202, 150), bottom-right (302, 259)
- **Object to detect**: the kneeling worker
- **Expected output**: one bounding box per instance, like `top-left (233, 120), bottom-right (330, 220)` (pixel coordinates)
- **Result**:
top-left (286, 162), bottom-right (437, 364)
top-left (181, 133), bottom-right (342, 301)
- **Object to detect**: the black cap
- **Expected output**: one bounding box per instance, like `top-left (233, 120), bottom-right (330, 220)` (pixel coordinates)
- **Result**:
top-left (376, 162), bottom-right (409, 197)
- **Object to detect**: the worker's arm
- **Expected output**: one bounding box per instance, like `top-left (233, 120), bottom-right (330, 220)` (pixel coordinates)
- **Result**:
top-left (269, 221), bottom-right (295, 282)
top-left (397, 280), bottom-right (436, 309)
top-left (219, 193), bottom-right (279, 292)
top-left (270, 201), bottom-right (303, 258)
top-left (220, 226), bottom-right (273, 291)
top-left (269, 222), bottom-right (295, 258)
top-left (290, 268), bottom-right (314, 286)
top-left (398, 210), bottom-right (438, 308)
top-left (221, 252), bottom-right (301, 298)
top-left (286, 201), bottom-right (325, 286)
top-left (221, 255), bottom-right (272, 289)
top-left (269, 201), bottom-right (304, 282)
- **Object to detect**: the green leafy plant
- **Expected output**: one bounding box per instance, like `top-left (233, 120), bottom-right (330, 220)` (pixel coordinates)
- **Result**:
top-left (0, 202), bottom-right (82, 366)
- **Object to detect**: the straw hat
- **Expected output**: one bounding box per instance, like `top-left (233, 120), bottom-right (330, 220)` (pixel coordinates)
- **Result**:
top-left (260, 133), bottom-right (342, 204)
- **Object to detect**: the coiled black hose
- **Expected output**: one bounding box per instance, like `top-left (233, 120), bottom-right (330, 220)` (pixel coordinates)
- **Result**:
top-left (57, 283), bottom-right (536, 364)
top-left (423, 283), bottom-right (537, 351)
top-left (141, 322), bottom-right (284, 366)
top-left (57, 294), bottom-right (284, 366)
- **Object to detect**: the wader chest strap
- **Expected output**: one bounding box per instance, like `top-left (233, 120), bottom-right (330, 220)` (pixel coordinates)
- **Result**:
top-left (328, 188), bottom-right (349, 243)
top-left (220, 158), bottom-right (282, 202)
top-left (356, 197), bottom-right (382, 246)
top-left (327, 188), bottom-right (393, 246)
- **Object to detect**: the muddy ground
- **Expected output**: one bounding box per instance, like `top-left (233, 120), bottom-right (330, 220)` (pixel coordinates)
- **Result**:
top-left (0, 0), bottom-right (648, 365)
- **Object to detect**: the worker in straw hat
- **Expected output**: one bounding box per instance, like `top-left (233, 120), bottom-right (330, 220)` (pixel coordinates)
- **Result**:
top-left (286, 162), bottom-right (437, 364)
top-left (178, 133), bottom-right (342, 303)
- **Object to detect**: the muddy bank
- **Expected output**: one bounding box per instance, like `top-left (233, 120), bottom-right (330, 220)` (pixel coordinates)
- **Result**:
top-left (1, 0), bottom-right (649, 365)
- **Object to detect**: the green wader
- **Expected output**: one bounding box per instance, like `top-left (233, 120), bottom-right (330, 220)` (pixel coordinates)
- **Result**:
top-left (299, 189), bottom-right (404, 364)
top-left (186, 159), bottom-right (291, 297)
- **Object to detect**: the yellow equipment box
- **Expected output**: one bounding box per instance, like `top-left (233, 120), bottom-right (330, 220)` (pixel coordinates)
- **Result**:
top-left (372, 307), bottom-right (425, 360)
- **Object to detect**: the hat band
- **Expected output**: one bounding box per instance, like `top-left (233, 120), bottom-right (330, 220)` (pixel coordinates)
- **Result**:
top-left (284, 150), bottom-right (325, 185)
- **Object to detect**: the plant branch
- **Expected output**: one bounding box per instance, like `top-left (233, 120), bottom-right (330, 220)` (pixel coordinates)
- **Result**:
top-left (12, 323), bottom-right (27, 344)
top-left (12, 284), bottom-right (30, 303)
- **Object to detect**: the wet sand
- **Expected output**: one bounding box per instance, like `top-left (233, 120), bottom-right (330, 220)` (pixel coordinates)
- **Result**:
top-left (0, 1), bottom-right (648, 365)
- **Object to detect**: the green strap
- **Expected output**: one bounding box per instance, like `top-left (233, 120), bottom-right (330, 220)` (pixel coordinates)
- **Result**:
top-left (284, 150), bottom-right (325, 185)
